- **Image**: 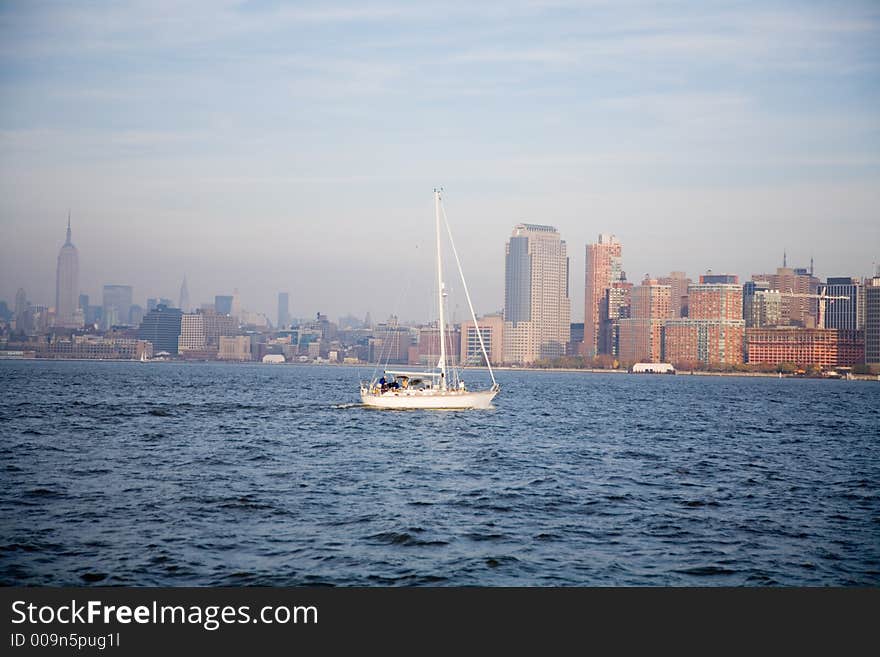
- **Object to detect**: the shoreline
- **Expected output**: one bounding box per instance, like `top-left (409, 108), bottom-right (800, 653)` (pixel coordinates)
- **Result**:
top-left (3, 356), bottom-right (878, 381)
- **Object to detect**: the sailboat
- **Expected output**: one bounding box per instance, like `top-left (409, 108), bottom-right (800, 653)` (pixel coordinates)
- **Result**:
top-left (360, 190), bottom-right (500, 410)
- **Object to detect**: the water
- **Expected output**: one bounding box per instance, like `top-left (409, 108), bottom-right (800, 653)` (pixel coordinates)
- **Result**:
top-left (1, 360), bottom-right (878, 586)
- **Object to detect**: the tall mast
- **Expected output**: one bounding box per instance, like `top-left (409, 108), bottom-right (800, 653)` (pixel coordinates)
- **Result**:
top-left (440, 199), bottom-right (498, 389)
top-left (435, 189), bottom-right (448, 390)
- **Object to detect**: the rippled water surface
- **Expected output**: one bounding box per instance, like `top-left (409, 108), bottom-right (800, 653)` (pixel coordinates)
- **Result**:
top-left (1, 360), bottom-right (878, 586)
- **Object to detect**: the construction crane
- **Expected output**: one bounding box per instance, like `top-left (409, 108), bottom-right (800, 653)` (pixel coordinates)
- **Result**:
top-left (780, 289), bottom-right (849, 328)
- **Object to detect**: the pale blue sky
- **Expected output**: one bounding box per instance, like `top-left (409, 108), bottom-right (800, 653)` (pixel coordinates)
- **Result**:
top-left (1, 0), bottom-right (878, 322)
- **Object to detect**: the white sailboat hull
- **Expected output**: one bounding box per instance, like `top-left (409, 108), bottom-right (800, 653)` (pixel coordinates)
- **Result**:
top-left (360, 387), bottom-right (498, 410)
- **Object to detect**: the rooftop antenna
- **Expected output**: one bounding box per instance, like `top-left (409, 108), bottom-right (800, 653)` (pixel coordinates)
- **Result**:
top-left (783, 249), bottom-right (787, 268)
top-left (810, 256), bottom-right (814, 277)
top-left (65, 210), bottom-right (72, 245)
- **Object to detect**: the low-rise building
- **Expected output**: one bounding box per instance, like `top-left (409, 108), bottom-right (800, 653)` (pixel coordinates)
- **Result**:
top-left (746, 327), bottom-right (864, 368)
top-left (41, 335), bottom-right (153, 360)
top-left (218, 335), bottom-right (252, 361)
top-left (460, 314), bottom-right (504, 365)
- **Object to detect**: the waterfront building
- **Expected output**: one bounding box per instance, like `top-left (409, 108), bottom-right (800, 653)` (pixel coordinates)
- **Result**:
top-left (178, 313), bottom-right (206, 353)
top-left (819, 277), bottom-right (863, 330)
top-left (102, 285), bottom-right (133, 329)
top-left (752, 267), bottom-right (820, 327)
top-left (658, 271), bottom-right (691, 318)
top-left (204, 312), bottom-right (237, 346)
top-left (583, 234), bottom-right (622, 358)
top-left (460, 314), bottom-right (504, 365)
top-left (278, 292), bottom-right (290, 329)
top-left (662, 283), bottom-right (744, 367)
top-left (177, 309), bottom-right (235, 357)
top-left (617, 278), bottom-right (671, 364)
top-left (503, 224), bottom-right (571, 364)
top-left (837, 330), bottom-right (866, 367)
top-left (42, 335), bottom-right (152, 360)
top-left (55, 216), bottom-right (82, 329)
top-left (664, 320), bottom-right (745, 367)
top-left (218, 335), bottom-right (252, 361)
top-left (138, 304), bottom-right (183, 355)
top-left (746, 327), bottom-right (864, 368)
top-left (867, 277), bottom-right (880, 365)
top-left (743, 281), bottom-right (782, 328)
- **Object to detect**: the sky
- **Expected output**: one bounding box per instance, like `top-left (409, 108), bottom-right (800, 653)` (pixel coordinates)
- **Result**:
top-left (1, 0), bottom-right (878, 324)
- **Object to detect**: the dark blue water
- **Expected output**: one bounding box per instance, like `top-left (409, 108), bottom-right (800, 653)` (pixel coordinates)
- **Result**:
top-left (1, 360), bottom-right (878, 586)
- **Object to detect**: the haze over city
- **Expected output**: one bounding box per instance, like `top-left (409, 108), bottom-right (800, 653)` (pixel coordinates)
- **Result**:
top-left (2, 0), bottom-right (879, 321)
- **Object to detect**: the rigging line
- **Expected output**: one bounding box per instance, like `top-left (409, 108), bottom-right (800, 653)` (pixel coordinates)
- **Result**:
top-left (439, 196), bottom-right (498, 388)
top-left (371, 245), bottom-right (417, 383)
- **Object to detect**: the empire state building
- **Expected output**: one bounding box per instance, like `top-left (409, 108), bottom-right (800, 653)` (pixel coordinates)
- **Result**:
top-left (55, 215), bottom-right (82, 328)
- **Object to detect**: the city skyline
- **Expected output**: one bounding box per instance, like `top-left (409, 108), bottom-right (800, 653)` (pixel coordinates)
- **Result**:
top-left (4, 212), bottom-right (879, 326)
top-left (2, 1), bottom-right (879, 321)
top-left (5, 212), bottom-right (878, 370)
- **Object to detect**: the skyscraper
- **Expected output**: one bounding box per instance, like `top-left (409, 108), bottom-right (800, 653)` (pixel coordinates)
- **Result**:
top-left (658, 271), bottom-right (691, 318)
top-left (664, 283), bottom-right (745, 367)
top-left (14, 288), bottom-right (27, 330)
top-left (617, 278), bottom-right (671, 364)
top-left (278, 292), bottom-right (290, 329)
top-left (819, 277), bottom-right (863, 330)
top-left (752, 267), bottom-right (820, 327)
top-left (743, 281), bottom-right (782, 328)
top-left (138, 304), bottom-right (183, 355)
top-left (215, 295), bottom-right (233, 315)
top-left (503, 224), bottom-right (571, 364)
top-left (598, 280), bottom-right (632, 357)
top-left (102, 285), bottom-right (133, 329)
top-left (866, 277), bottom-right (880, 366)
top-left (179, 276), bottom-right (190, 313)
top-left (231, 288), bottom-right (241, 319)
top-left (583, 234), bottom-right (622, 358)
top-left (55, 215), bottom-right (82, 328)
